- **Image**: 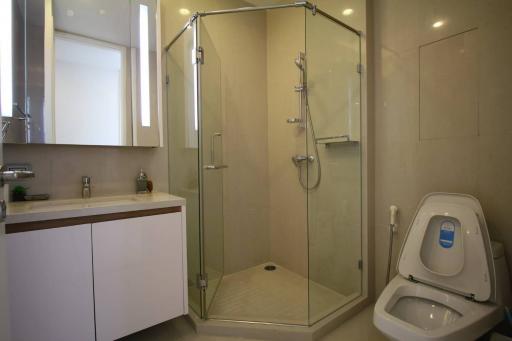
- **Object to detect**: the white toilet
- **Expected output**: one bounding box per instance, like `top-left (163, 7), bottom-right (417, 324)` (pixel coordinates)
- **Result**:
top-left (374, 193), bottom-right (512, 341)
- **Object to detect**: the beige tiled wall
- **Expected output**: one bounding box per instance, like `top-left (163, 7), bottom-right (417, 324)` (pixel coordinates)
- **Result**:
top-left (4, 144), bottom-right (168, 199)
top-left (373, 0), bottom-right (512, 296)
top-left (266, 7), bottom-right (308, 278)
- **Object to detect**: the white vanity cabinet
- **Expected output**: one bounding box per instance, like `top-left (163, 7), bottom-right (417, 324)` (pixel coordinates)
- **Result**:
top-left (6, 194), bottom-right (187, 341)
top-left (7, 224), bottom-right (96, 341)
top-left (93, 212), bottom-right (187, 341)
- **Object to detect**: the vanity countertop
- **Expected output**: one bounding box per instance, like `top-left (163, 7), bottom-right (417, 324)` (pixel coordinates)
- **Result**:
top-left (6, 192), bottom-right (186, 225)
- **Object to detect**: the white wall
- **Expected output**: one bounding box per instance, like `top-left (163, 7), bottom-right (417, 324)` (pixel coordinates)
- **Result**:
top-left (373, 0), bottom-right (512, 296)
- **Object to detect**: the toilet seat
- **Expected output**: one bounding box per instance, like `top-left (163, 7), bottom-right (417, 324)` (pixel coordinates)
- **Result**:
top-left (374, 276), bottom-right (502, 341)
top-left (397, 193), bottom-right (495, 301)
top-left (373, 193), bottom-right (506, 341)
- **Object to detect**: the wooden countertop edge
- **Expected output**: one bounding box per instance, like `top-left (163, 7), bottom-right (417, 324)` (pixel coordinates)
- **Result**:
top-left (6, 206), bottom-right (182, 234)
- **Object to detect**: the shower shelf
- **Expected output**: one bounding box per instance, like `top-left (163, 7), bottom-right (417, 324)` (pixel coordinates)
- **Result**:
top-left (315, 135), bottom-right (359, 146)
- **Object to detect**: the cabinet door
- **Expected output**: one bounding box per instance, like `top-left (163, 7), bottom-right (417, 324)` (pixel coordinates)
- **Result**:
top-left (92, 212), bottom-right (185, 341)
top-left (7, 224), bottom-right (95, 341)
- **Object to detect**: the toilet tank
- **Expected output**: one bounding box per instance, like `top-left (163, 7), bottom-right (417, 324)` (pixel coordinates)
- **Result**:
top-left (492, 241), bottom-right (512, 306)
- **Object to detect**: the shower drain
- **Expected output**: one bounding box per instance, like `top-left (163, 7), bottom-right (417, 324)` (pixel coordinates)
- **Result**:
top-left (264, 264), bottom-right (277, 271)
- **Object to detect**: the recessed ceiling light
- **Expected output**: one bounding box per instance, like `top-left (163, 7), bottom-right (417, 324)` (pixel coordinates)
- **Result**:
top-left (98, 9), bottom-right (106, 15)
top-left (66, 9), bottom-right (74, 17)
top-left (432, 20), bottom-right (444, 28)
top-left (342, 8), bottom-right (354, 16)
top-left (179, 8), bottom-right (190, 16)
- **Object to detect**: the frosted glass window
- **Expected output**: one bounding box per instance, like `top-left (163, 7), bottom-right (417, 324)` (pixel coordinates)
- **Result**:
top-left (54, 34), bottom-right (126, 145)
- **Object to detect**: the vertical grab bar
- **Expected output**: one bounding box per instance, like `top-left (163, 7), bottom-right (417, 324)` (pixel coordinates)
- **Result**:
top-left (210, 132), bottom-right (222, 164)
top-left (288, 52), bottom-right (307, 127)
top-left (297, 52), bottom-right (306, 128)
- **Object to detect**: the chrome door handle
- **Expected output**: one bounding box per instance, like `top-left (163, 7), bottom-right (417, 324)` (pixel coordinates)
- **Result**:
top-left (210, 132), bottom-right (222, 164)
top-left (203, 164), bottom-right (228, 170)
top-left (205, 132), bottom-right (228, 170)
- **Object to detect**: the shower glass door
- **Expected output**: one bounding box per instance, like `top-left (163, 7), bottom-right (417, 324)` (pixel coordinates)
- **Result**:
top-left (197, 19), bottom-right (225, 317)
top-left (306, 10), bottom-right (362, 324)
top-left (166, 24), bottom-right (201, 315)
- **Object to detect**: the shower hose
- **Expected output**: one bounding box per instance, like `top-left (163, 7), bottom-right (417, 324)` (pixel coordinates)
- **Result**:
top-left (297, 97), bottom-right (322, 190)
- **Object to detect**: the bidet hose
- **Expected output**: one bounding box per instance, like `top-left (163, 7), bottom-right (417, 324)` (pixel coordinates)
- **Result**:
top-left (385, 224), bottom-right (395, 284)
top-left (386, 205), bottom-right (399, 284)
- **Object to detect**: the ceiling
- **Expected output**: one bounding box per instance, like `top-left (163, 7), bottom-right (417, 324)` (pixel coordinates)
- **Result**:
top-left (27, 0), bottom-right (158, 47)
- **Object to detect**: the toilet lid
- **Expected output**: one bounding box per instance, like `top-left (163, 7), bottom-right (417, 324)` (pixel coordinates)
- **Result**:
top-left (397, 193), bottom-right (495, 302)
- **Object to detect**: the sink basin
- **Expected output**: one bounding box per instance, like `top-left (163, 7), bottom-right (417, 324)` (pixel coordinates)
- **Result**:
top-left (24, 197), bottom-right (139, 210)
top-left (6, 193), bottom-right (186, 224)
top-left (10, 196), bottom-right (141, 212)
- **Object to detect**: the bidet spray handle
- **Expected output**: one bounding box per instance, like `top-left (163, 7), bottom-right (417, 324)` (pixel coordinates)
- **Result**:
top-left (386, 205), bottom-right (399, 284)
top-left (390, 205), bottom-right (399, 233)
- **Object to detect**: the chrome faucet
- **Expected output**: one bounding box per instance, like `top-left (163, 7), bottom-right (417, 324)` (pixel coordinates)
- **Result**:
top-left (82, 176), bottom-right (91, 198)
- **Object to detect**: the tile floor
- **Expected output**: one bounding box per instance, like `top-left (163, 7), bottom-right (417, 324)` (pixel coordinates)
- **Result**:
top-left (121, 304), bottom-right (387, 341)
top-left (208, 263), bottom-right (357, 325)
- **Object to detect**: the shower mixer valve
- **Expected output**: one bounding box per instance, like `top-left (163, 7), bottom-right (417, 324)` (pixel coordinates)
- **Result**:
top-left (294, 85), bottom-right (306, 92)
top-left (291, 154), bottom-right (315, 167)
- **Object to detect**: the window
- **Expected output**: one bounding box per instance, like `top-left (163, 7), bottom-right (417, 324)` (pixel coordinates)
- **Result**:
top-left (54, 33), bottom-right (126, 145)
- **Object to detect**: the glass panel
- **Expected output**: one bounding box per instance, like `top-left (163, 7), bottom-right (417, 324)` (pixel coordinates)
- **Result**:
top-left (306, 11), bottom-right (362, 325)
top-left (166, 25), bottom-right (201, 315)
top-left (198, 19), bottom-right (224, 316)
top-left (196, 7), bottom-right (308, 326)
top-left (168, 4), bottom-right (363, 326)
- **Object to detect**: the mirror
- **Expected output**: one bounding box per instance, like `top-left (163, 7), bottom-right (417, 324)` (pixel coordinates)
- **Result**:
top-left (0, 0), bottom-right (162, 147)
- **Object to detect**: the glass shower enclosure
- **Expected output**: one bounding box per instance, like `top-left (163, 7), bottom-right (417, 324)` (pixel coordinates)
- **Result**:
top-left (167, 2), bottom-right (362, 326)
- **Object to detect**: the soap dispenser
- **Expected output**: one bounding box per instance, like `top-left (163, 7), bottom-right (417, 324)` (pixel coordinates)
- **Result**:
top-left (136, 169), bottom-right (149, 194)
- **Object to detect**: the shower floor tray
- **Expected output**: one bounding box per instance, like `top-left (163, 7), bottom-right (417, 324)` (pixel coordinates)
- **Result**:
top-left (207, 262), bottom-right (358, 325)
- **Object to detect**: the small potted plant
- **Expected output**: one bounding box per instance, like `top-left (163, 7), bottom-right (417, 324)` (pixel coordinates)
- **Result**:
top-left (12, 186), bottom-right (27, 202)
